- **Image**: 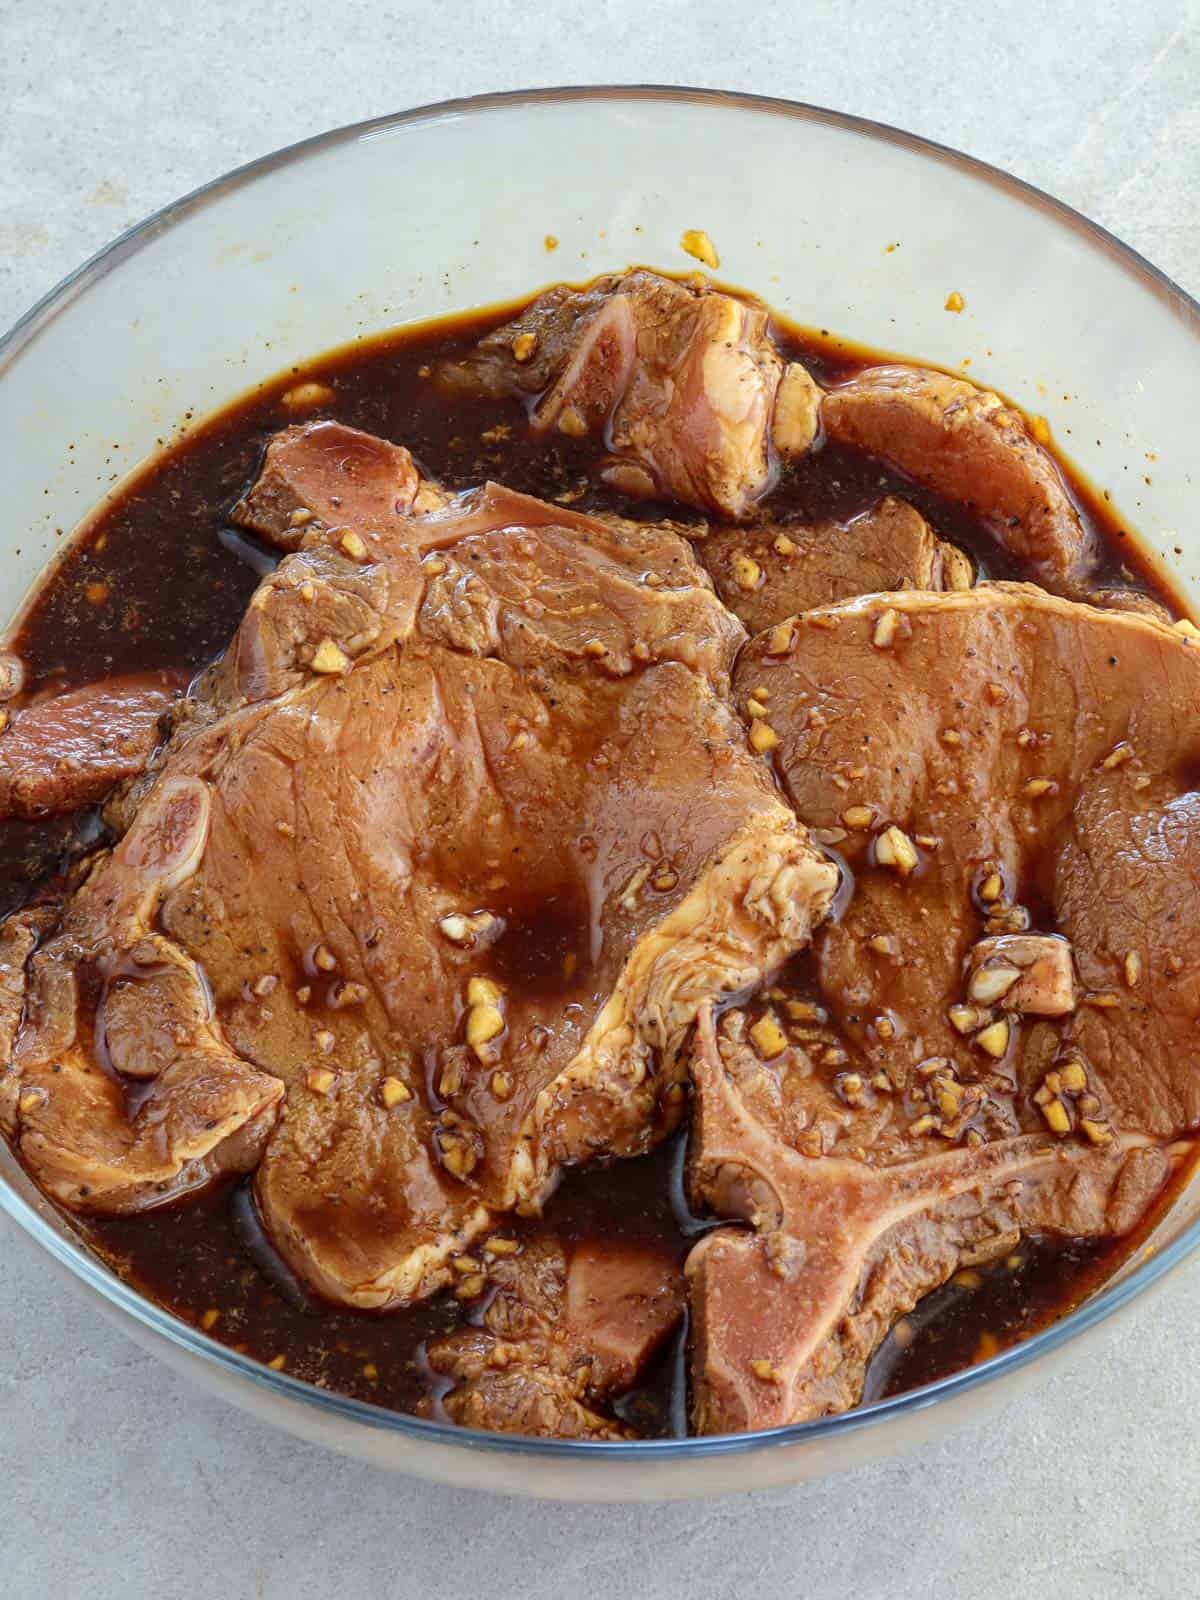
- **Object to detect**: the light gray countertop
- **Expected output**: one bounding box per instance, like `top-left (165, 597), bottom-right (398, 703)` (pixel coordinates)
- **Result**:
top-left (2, 4), bottom-right (1198, 1596)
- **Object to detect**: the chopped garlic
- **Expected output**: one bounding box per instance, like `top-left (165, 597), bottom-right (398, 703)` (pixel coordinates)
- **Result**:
top-left (310, 637), bottom-right (350, 674)
top-left (874, 825), bottom-right (919, 875)
top-left (765, 619), bottom-right (794, 655)
top-left (968, 964), bottom-right (1023, 1005)
top-left (680, 229), bottom-right (720, 269)
top-left (872, 609), bottom-right (898, 648)
top-left (1041, 1098), bottom-right (1071, 1135)
top-left (732, 554), bottom-right (761, 591)
top-left (974, 1018), bottom-right (1011, 1058)
top-left (467, 1003), bottom-right (504, 1054)
top-left (1081, 1118), bottom-right (1114, 1146)
top-left (750, 1013), bottom-right (787, 1059)
top-left (1058, 1059), bottom-right (1087, 1094)
top-left (281, 381), bottom-right (334, 410)
top-left (381, 1076), bottom-right (411, 1108)
top-left (467, 976), bottom-right (503, 1007)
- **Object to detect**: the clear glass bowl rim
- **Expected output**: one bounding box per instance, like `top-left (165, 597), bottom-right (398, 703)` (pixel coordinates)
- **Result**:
top-left (2, 84), bottom-right (1198, 1467)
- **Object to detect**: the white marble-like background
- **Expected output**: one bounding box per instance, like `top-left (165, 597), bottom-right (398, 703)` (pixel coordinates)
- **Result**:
top-left (1, 4), bottom-right (1197, 1596)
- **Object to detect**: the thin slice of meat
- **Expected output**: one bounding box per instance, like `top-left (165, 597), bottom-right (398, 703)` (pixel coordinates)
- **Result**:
top-left (701, 496), bottom-right (972, 634)
top-left (423, 1235), bottom-right (684, 1437)
top-left (822, 367), bottom-right (1094, 594)
top-left (2, 461), bottom-right (837, 1308)
top-left (444, 272), bottom-right (797, 519)
top-left (231, 420), bottom-right (446, 553)
top-left (0, 670), bottom-right (186, 819)
top-left (221, 473), bottom-right (723, 711)
top-left (683, 585), bottom-right (1200, 1431)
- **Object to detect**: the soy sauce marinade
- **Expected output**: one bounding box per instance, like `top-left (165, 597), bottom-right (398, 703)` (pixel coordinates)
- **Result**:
top-left (0, 289), bottom-right (1181, 1430)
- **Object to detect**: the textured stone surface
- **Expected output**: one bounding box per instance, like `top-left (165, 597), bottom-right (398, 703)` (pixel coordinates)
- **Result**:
top-left (1, 3), bottom-right (1198, 1595)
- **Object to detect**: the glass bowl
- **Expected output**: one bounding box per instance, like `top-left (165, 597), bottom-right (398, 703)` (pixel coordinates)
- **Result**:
top-left (1, 87), bottom-right (1198, 1502)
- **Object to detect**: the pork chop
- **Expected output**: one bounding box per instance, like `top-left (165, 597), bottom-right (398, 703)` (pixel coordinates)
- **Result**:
top-left (1, 454), bottom-right (837, 1314)
top-left (822, 367), bottom-right (1094, 594)
top-left (442, 271), bottom-right (814, 519)
top-left (686, 586), bottom-right (1200, 1430)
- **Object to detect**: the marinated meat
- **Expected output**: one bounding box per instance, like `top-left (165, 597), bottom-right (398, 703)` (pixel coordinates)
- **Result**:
top-left (0, 451), bottom-right (837, 1312)
top-left (687, 1009), bottom-right (1172, 1431)
top-left (822, 368), bottom-right (1094, 594)
top-left (740, 585), bottom-right (1200, 1138)
top-left (1, 273), bottom-right (1191, 1443)
top-left (424, 1235), bottom-right (684, 1437)
top-left (685, 586), bottom-right (1200, 1430)
top-left (231, 419), bottom-right (447, 552)
top-left (444, 271), bottom-right (807, 518)
top-left (5, 775), bottom-right (285, 1205)
top-left (701, 496), bottom-right (972, 634)
top-left (0, 671), bottom-right (185, 818)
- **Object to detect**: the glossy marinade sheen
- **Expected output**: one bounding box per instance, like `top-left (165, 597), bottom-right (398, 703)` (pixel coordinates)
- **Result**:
top-left (0, 292), bottom-right (1182, 1430)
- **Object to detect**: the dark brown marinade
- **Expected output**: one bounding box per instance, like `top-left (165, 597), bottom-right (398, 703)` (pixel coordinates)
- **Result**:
top-left (1, 284), bottom-right (1186, 1430)
top-left (85, 1136), bottom-right (690, 1429)
top-left (0, 812), bottom-right (105, 920)
top-left (862, 1234), bottom-right (1113, 1402)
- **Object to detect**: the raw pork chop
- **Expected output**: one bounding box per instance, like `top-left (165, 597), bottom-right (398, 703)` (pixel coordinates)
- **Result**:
top-left (443, 271), bottom-right (818, 518)
top-left (822, 368), bottom-right (1094, 594)
top-left (686, 586), bottom-right (1200, 1430)
top-left (1, 437), bottom-right (837, 1315)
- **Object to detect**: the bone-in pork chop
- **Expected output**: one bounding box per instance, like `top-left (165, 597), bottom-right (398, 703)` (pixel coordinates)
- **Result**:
top-left (686, 586), bottom-right (1200, 1430)
top-left (0, 439), bottom-right (837, 1315)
